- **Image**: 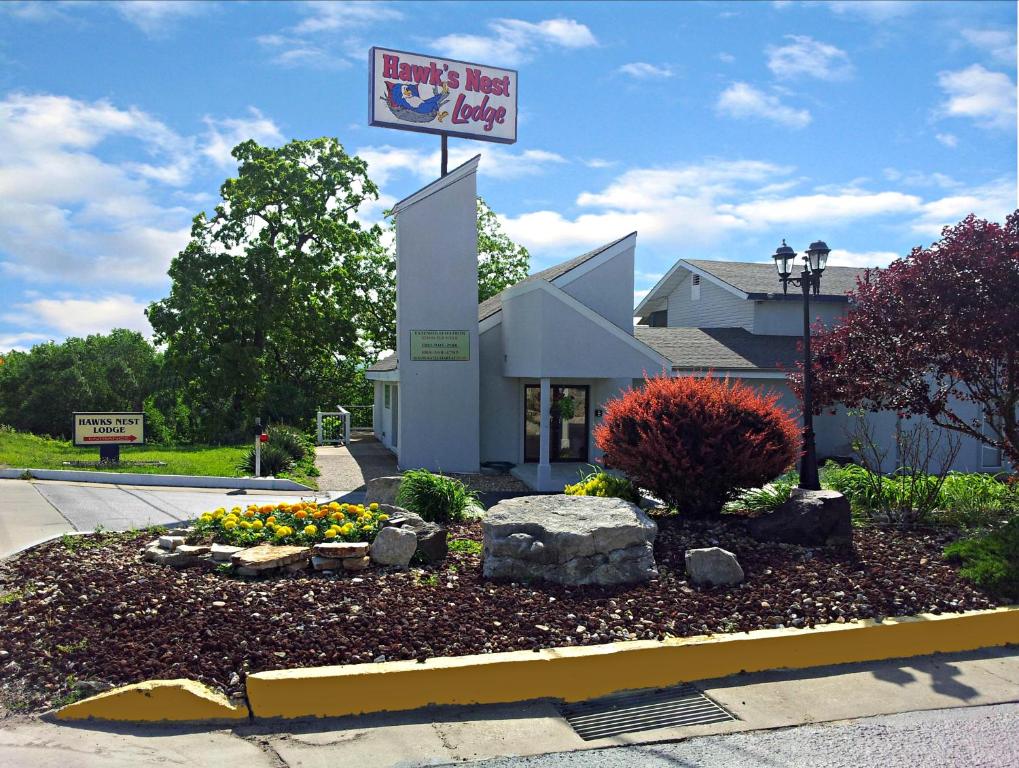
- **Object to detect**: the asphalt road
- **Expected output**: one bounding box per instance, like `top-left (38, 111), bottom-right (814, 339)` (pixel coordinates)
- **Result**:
top-left (464, 703), bottom-right (1019, 768)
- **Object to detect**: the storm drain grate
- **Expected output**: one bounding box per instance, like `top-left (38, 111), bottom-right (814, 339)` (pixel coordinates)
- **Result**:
top-left (560, 684), bottom-right (736, 741)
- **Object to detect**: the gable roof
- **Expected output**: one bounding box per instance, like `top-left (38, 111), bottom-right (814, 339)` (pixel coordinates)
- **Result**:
top-left (478, 232), bottom-right (636, 322)
top-left (368, 233), bottom-right (637, 375)
top-left (634, 326), bottom-right (799, 372)
top-left (684, 260), bottom-right (866, 298)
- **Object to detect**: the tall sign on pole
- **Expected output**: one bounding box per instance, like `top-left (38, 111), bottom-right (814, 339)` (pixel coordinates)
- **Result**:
top-left (369, 46), bottom-right (517, 175)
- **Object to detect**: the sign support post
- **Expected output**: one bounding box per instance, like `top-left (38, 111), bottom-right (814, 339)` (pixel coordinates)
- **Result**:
top-left (441, 134), bottom-right (448, 177)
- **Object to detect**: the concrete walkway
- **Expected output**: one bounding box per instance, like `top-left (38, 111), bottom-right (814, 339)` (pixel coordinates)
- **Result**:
top-left (314, 435), bottom-right (398, 492)
top-left (2, 647), bottom-right (1017, 767)
top-left (0, 479), bottom-right (74, 558)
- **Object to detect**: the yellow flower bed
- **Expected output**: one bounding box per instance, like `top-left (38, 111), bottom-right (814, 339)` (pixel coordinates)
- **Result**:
top-left (193, 501), bottom-right (388, 547)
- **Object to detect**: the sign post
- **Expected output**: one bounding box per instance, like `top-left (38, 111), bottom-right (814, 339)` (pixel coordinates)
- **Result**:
top-left (72, 412), bottom-right (145, 464)
top-left (369, 46), bottom-right (518, 176)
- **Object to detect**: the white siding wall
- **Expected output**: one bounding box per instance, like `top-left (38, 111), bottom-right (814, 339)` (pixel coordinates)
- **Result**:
top-left (666, 273), bottom-right (754, 329)
top-left (752, 300), bottom-right (848, 335)
top-left (559, 245), bottom-right (635, 332)
top-left (479, 324), bottom-right (520, 463)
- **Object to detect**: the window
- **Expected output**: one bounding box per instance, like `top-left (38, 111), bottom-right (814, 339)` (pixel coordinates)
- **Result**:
top-left (384, 384), bottom-right (391, 409)
top-left (691, 274), bottom-right (701, 301)
top-left (981, 417), bottom-right (1002, 468)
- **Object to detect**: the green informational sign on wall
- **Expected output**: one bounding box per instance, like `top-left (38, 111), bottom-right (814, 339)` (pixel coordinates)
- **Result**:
top-left (410, 329), bottom-right (470, 361)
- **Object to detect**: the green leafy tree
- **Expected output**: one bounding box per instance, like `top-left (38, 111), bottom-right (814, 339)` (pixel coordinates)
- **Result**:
top-left (147, 138), bottom-right (394, 440)
top-left (476, 196), bottom-right (529, 302)
top-left (0, 330), bottom-right (160, 438)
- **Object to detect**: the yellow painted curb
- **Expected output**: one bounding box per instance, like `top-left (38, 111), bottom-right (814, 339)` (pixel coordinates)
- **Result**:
top-left (246, 606), bottom-right (1019, 720)
top-left (55, 678), bottom-right (249, 723)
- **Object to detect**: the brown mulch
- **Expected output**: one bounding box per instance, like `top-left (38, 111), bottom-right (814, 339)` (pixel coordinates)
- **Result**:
top-left (0, 517), bottom-right (1002, 714)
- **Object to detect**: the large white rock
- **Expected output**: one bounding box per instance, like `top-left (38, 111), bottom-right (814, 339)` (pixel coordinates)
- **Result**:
top-left (482, 495), bottom-right (658, 586)
top-left (369, 526), bottom-right (417, 567)
top-left (365, 475), bottom-right (403, 506)
top-left (685, 547), bottom-right (744, 587)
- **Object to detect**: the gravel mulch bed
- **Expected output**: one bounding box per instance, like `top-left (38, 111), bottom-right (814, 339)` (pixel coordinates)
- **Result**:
top-left (0, 517), bottom-right (1002, 714)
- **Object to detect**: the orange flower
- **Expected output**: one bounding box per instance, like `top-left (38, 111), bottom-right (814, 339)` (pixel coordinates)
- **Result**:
top-left (312, 510), bottom-right (326, 519)
top-left (294, 510), bottom-right (308, 520)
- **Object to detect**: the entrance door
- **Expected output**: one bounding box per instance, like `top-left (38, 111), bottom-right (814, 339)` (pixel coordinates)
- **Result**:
top-left (524, 385), bottom-right (589, 463)
top-left (391, 384), bottom-right (399, 448)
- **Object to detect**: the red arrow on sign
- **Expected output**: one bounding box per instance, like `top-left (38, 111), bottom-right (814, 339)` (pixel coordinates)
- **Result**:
top-left (82, 435), bottom-right (138, 443)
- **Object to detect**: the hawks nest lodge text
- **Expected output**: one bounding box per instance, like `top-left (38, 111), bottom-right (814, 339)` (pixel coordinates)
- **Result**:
top-left (381, 53), bottom-right (511, 132)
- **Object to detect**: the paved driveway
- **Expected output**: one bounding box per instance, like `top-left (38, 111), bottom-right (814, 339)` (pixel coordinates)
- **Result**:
top-left (0, 480), bottom-right (350, 558)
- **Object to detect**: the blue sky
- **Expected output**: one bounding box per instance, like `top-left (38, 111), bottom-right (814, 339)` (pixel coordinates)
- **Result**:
top-left (0, 0), bottom-right (1015, 351)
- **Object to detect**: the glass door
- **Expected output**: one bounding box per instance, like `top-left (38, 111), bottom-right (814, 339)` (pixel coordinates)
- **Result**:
top-left (524, 385), bottom-right (589, 462)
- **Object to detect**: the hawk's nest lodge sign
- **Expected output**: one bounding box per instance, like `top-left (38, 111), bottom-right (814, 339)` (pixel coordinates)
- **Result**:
top-left (369, 46), bottom-right (517, 144)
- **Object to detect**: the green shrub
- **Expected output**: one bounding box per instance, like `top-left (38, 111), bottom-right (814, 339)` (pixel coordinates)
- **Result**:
top-left (395, 469), bottom-right (479, 523)
top-left (822, 461), bottom-right (1018, 527)
top-left (729, 472), bottom-right (796, 514)
top-left (944, 517), bottom-right (1019, 600)
top-left (448, 538), bottom-right (482, 555)
top-left (564, 466), bottom-right (640, 504)
top-left (239, 444), bottom-right (294, 477)
top-left (268, 424), bottom-right (309, 462)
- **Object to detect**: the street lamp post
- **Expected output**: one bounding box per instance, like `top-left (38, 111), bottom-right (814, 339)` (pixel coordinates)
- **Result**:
top-left (772, 239), bottom-right (831, 491)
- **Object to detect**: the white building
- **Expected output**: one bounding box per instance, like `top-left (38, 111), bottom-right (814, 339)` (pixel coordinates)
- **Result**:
top-left (367, 158), bottom-right (1009, 490)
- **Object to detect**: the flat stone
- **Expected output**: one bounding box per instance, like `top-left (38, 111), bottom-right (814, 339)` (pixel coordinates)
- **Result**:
top-left (286, 560), bottom-right (309, 573)
top-left (378, 505), bottom-right (448, 563)
top-left (342, 556), bottom-right (371, 571)
top-left (748, 488), bottom-right (852, 547)
top-left (313, 542), bottom-right (369, 559)
top-left (312, 556), bottom-right (343, 571)
top-left (365, 475), bottom-right (403, 506)
top-left (176, 544), bottom-right (211, 556)
top-left (144, 546), bottom-right (201, 568)
top-left (158, 535), bottom-right (186, 551)
top-left (231, 545), bottom-right (311, 572)
top-left (369, 526), bottom-right (417, 567)
top-left (211, 544), bottom-right (245, 562)
top-left (685, 547), bottom-right (744, 586)
top-left (234, 566), bottom-right (262, 577)
top-left (483, 495), bottom-right (658, 586)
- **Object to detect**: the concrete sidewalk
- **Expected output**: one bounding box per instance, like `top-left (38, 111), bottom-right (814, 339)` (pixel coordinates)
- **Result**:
top-left (0, 479), bottom-right (74, 558)
top-left (2, 647), bottom-right (1017, 767)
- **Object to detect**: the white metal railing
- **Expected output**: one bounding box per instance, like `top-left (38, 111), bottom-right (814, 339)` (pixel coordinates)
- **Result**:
top-left (316, 405), bottom-right (373, 445)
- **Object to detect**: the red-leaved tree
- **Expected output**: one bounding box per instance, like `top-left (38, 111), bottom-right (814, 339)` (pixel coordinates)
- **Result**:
top-left (595, 375), bottom-right (800, 516)
top-left (795, 211), bottom-right (1019, 467)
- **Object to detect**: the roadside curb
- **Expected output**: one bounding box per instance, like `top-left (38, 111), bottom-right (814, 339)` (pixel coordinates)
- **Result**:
top-left (53, 607), bottom-right (1019, 724)
top-left (54, 679), bottom-right (250, 724)
top-left (245, 607), bottom-right (1019, 720)
top-left (2, 468), bottom-right (312, 491)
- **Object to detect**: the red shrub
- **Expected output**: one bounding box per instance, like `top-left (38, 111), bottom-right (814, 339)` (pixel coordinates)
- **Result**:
top-left (595, 375), bottom-right (800, 516)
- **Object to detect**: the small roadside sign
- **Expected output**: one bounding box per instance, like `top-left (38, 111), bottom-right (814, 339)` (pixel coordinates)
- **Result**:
top-left (73, 412), bottom-right (145, 447)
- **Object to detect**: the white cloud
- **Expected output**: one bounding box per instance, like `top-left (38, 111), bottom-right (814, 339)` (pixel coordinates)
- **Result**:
top-left (0, 93), bottom-right (283, 289)
top-left (584, 158), bottom-right (616, 169)
top-left (354, 144), bottom-right (567, 187)
top-left (717, 52), bottom-right (735, 64)
top-left (4, 294), bottom-right (152, 337)
top-left (719, 191), bottom-right (921, 227)
top-left (256, 34), bottom-right (349, 69)
top-left (114, 0), bottom-right (208, 37)
top-left (766, 35), bottom-right (852, 81)
top-left (716, 82), bottom-right (811, 128)
top-left (826, 249), bottom-right (899, 268)
top-left (961, 28), bottom-right (1016, 65)
top-left (618, 62), bottom-right (674, 79)
top-left (910, 177), bottom-right (1016, 237)
top-left (291, 1), bottom-right (402, 34)
top-left (882, 168), bottom-right (960, 188)
top-left (827, 1), bottom-right (914, 22)
top-left (0, 331), bottom-right (49, 353)
top-left (201, 108), bottom-right (285, 168)
top-left (434, 17), bottom-right (596, 66)
top-left (938, 64), bottom-right (1017, 129)
top-left (935, 132), bottom-right (958, 148)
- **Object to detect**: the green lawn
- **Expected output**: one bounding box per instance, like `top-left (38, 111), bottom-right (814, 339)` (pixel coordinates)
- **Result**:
top-left (0, 430), bottom-right (318, 487)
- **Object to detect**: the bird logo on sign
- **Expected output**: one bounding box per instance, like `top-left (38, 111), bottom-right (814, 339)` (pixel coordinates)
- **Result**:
top-left (382, 80), bottom-right (450, 124)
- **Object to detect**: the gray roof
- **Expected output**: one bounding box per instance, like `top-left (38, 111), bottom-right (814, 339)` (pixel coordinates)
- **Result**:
top-left (634, 326), bottom-right (800, 371)
top-left (369, 233), bottom-right (636, 373)
top-left (478, 232), bottom-right (635, 322)
top-left (367, 352), bottom-right (396, 373)
top-left (684, 259), bottom-right (866, 299)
